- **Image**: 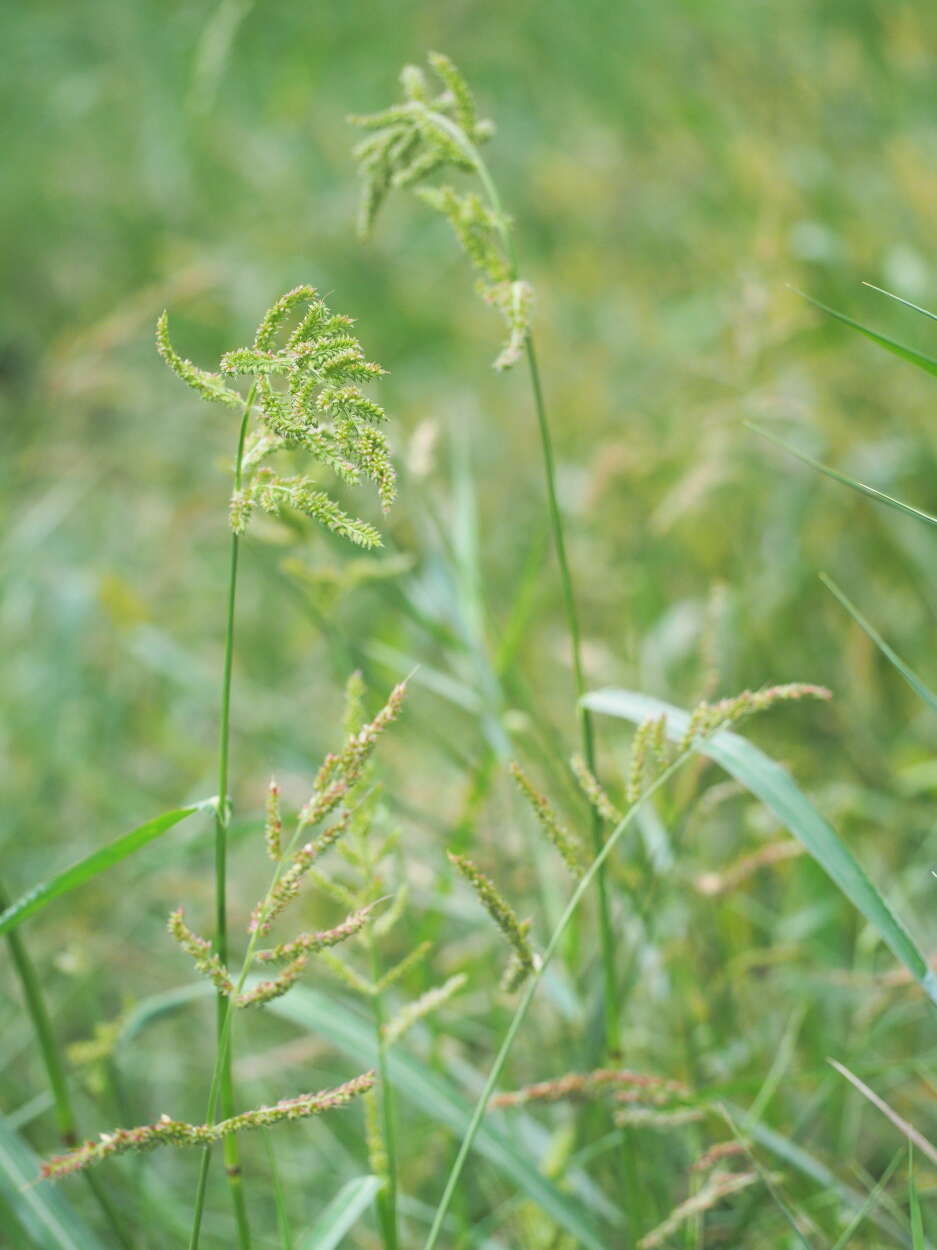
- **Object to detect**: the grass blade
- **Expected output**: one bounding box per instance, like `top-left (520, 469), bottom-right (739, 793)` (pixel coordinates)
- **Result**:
top-left (583, 688), bottom-right (937, 1006)
top-left (820, 575), bottom-right (937, 718)
top-left (910, 1146), bottom-right (926, 1250)
top-left (0, 803), bottom-right (207, 936)
top-left (0, 1117), bottom-right (105, 1250)
top-left (862, 283), bottom-right (937, 325)
top-left (829, 1061), bottom-right (937, 1167)
top-left (796, 290), bottom-right (937, 377)
top-left (747, 424), bottom-right (937, 532)
top-left (296, 1175), bottom-right (382, 1250)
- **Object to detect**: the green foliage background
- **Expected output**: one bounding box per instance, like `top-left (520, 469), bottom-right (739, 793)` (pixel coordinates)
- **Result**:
top-left (4, 1), bottom-right (937, 1244)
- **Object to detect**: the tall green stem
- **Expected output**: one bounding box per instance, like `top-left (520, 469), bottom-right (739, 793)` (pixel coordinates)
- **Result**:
top-left (368, 937), bottom-right (399, 1250)
top-left (1, 881), bottom-right (133, 1249)
top-left (192, 389), bottom-right (256, 1250)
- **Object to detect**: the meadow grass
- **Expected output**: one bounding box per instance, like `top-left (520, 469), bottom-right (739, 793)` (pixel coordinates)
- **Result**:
top-left (4, 4), bottom-right (937, 1249)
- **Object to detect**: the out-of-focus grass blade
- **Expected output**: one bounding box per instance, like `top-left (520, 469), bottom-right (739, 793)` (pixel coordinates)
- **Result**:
top-left (910, 1146), bottom-right (926, 1250)
top-left (0, 803), bottom-right (209, 936)
top-left (0, 1117), bottom-right (105, 1250)
top-left (584, 689), bottom-right (937, 1007)
top-left (747, 424), bottom-right (937, 531)
top-left (863, 283), bottom-right (937, 325)
top-left (830, 1061), bottom-right (937, 1167)
top-left (730, 1107), bottom-right (921, 1248)
top-left (821, 575), bottom-right (937, 719)
top-left (268, 986), bottom-right (615, 1250)
top-left (296, 1175), bottom-right (382, 1250)
top-left (829, 1148), bottom-right (903, 1250)
top-left (796, 290), bottom-right (937, 377)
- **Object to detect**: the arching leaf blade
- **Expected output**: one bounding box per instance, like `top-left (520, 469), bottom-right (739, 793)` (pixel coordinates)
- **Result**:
top-left (583, 688), bottom-right (937, 1007)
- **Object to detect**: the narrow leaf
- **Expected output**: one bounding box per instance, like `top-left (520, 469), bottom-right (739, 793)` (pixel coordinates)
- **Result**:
top-left (297, 1174), bottom-right (382, 1250)
top-left (863, 283), bottom-right (937, 325)
top-left (830, 1060), bottom-right (937, 1167)
top-left (0, 1117), bottom-right (105, 1250)
top-left (748, 423), bottom-right (937, 532)
top-left (821, 576), bottom-right (937, 719)
top-left (911, 1146), bottom-right (926, 1250)
top-left (584, 689), bottom-right (937, 1006)
top-left (797, 291), bottom-right (937, 377)
top-left (0, 804), bottom-right (207, 936)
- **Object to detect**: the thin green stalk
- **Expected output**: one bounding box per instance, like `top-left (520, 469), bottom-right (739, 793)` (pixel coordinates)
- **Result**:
top-left (191, 387), bottom-right (256, 1250)
top-left (368, 937), bottom-right (399, 1250)
top-left (1, 880), bottom-right (134, 1250)
top-left (422, 747), bottom-right (695, 1250)
top-left (425, 112), bottom-right (621, 1059)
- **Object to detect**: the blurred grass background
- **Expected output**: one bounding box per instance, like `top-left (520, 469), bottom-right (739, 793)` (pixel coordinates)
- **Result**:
top-left (5, 0), bottom-right (937, 1244)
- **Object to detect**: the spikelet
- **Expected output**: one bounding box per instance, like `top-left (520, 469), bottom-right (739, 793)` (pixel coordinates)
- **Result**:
top-left (692, 1140), bottom-right (748, 1173)
top-left (363, 1087), bottom-right (389, 1181)
top-left (235, 956), bottom-right (307, 1008)
top-left (158, 286), bottom-right (396, 544)
top-left (167, 910), bottom-right (234, 997)
top-left (510, 762), bottom-right (586, 877)
top-left (570, 754), bottom-right (622, 824)
top-left (156, 312), bottom-right (242, 408)
top-left (675, 683), bottom-right (831, 755)
top-left (491, 1069), bottom-right (690, 1109)
top-left (637, 1171), bottom-right (764, 1249)
top-left (349, 54), bottom-right (531, 371)
top-left (41, 1073), bottom-right (374, 1181)
top-left (264, 779), bottom-right (283, 861)
top-left (376, 939), bottom-right (430, 991)
top-left (695, 839), bottom-right (804, 897)
top-left (383, 973), bottom-right (467, 1046)
top-left (448, 852), bottom-right (536, 990)
top-left (626, 716), bottom-right (662, 804)
top-left (256, 903), bottom-right (376, 964)
top-left (250, 813), bottom-right (351, 936)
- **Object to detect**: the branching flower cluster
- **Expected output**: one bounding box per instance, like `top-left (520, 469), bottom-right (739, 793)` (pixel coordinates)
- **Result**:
top-left (157, 286), bottom-right (395, 548)
top-left (42, 683), bottom-right (406, 1182)
top-left (350, 53), bottom-right (533, 370)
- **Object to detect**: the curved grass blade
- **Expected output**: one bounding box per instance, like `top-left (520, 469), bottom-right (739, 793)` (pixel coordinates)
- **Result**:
top-left (0, 803), bottom-right (209, 936)
top-left (583, 688), bottom-right (937, 1006)
top-left (0, 1117), bottom-right (105, 1250)
top-left (747, 424), bottom-right (937, 531)
top-left (862, 283), bottom-right (937, 325)
top-left (796, 290), bottom-right (937, 378)
top-left (296, 1175), bottom-right (382, 1250)
top-left (830, 1061), bottom-right (937, 1168)
top-left (821, 575), bottom-right (937, 719)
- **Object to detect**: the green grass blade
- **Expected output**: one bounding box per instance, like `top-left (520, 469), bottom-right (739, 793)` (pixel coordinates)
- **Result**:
top-left (796, 290), bottom-right (937, 377)
top-left (862, 283), bottom-right (937, 325)
top-left (0, 1117), bottom-right (106, 1250)
top-left (583, 689), bottom-right (937, 1006)
top-left (910, 1145), bottom-right (926, 1250)
top-left (828, 1147), bottom-right (903, 1250)
top-left (830, 1061), bottom-right (937, 1167)
top-left (266, 987), bottom-right (616, 1250)
top-left (296, 1175), bottom-right (382, 1250)
top-left (747, 424), bottom-right (937, 531)
top-left (0, 803), bottom-right (207, 936)
top-left (729, 1107), bottom-right (919, 1249)
top-left (821, 575), bottom-right (937, 718)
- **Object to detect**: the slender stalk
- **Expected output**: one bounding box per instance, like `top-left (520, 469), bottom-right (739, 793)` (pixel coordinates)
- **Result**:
top-left (424, 113), bottom-right (622, 1059)
top-left (191, 387), bottom-right (256, 1250)
top-left (2, 881), bottom-right (134, 1249)
top-left (368, 936), bottom-right (399, 1250)
top-left (421, 748), bottom-right (694, 1250)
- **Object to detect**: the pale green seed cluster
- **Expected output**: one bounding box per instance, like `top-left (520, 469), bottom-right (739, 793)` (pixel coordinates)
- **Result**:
top-left (448, 852), bottom-right (536, 992)
top-left (158, 286), bottom-right (395, 547)
top-left (41, 1073), bottom-right (374, 1181)
top-left (350, 53), bottom-right (533, 371)
top-left (510, 762), bottom-right (587, 878)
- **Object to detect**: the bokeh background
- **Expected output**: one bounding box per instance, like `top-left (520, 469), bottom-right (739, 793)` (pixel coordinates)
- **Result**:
top-left (5, 1), bottom-right (937, 1244)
